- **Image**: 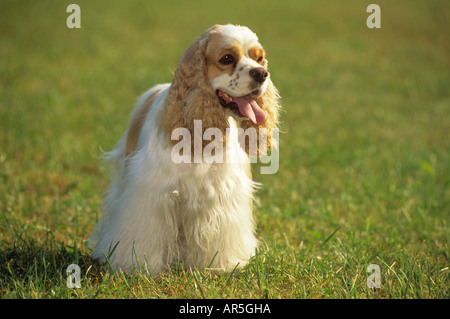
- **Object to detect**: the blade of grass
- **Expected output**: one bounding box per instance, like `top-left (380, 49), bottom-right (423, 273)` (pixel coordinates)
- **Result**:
top-left (320, 226), bottom-right (341, 248)
top-left (192, 270), bottom-right (206, 299)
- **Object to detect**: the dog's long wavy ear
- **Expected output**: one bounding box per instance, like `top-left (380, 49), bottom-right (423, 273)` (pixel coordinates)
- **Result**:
top-left (241, 77), bottom-right (281, 157)
top-left (162, 26), bottom-right (227, 148)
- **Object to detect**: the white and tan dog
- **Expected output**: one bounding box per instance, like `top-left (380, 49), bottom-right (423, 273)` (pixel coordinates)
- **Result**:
top-left (89, 24), bottom-right (281, 275)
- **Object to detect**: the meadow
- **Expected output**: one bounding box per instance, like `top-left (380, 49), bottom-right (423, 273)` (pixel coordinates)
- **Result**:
top-left (0, 0), bottom-right (448, 298)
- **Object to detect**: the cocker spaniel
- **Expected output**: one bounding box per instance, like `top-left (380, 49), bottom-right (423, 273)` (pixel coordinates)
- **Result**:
top-left (89, 24), bottom-right (281, 275)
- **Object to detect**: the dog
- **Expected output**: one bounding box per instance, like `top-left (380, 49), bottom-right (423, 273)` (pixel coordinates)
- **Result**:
top-left (88, 24), bottom-right (281, 275)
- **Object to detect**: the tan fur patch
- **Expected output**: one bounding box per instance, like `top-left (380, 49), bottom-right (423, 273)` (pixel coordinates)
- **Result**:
top-left (207, 63), bottom-right (230, 80)
top-left (126, 89), bottom-right (163, 156)
top-left (248, 46), bottom-right (266, 65)
top-left (206, 32), bottom-right (243, 79)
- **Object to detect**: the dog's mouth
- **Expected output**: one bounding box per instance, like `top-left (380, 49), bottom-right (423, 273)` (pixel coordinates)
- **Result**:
top-left (216, 89), bottom-right (266, 125)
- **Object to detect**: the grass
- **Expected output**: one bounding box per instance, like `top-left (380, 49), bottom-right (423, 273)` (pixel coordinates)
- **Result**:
top-left (0, 0), bottom-right (449, 299)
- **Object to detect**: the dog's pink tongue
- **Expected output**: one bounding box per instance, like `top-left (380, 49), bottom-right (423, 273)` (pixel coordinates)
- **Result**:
top-left (233, 95), bottom-right (266, 125)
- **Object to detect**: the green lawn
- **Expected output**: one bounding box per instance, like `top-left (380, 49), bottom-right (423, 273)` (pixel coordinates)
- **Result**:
top-left (0, 0), bottom-right (448, 298)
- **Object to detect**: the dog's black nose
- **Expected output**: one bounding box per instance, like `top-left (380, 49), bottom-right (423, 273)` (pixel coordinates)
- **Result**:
top-left (249, 67), bottom-right (268, 83)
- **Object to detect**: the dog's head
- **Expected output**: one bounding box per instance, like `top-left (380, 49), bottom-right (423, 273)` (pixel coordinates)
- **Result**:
top-left (163, 24), bottom-right (280, 155)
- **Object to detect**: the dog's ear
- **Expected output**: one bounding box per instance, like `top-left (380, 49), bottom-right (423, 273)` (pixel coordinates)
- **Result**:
top-left (170, 34), bottom-right (209, 101)
top-left (240, 77), bottom-right (281, 157)
top-left (162, 26), bottom-right (228, 150)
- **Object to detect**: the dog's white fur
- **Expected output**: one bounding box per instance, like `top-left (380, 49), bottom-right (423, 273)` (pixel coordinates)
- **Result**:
top-left (88, 25), bottom-right (280, 275)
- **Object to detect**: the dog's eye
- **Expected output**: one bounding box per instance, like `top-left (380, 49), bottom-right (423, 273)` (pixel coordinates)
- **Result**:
top-left (257, 56), bottom-right (263, 63)
top-left (219, 54), bottom-right (235, 65)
